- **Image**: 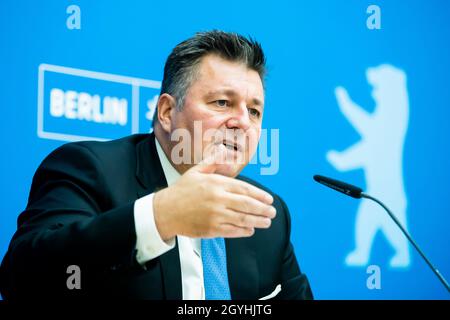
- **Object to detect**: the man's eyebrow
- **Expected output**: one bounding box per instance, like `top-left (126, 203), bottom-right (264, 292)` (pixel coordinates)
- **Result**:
top-left (205, 89), bottom-right (264, 106)
top-left (252, 97), bottom-right (264, 107)
top-left (205, 89), bottom-right (238, 98)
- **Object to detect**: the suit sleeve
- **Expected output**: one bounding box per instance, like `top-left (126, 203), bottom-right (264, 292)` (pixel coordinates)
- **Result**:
top-left (0, 143), bottom-right (139, 299)
top-left (277, 195), bottom-right (314, 300)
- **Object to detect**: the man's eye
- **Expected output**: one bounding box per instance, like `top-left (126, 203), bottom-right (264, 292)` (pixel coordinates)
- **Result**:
top-left (215, 100), bottom-right (229, 107)
top-left (248, 108), bottom-right (261, 118)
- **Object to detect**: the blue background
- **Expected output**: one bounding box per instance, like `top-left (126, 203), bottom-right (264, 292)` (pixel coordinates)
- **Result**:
top-left (1, 0), bottom-right (449, 299)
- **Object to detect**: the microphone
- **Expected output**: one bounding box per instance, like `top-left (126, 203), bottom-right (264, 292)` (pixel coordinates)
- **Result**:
top-left (313, 174), bottom-right (450, 293)
top-left (313, 175), bottom-right (363, 198)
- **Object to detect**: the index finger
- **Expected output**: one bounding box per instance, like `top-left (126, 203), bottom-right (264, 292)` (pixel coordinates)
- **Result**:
top-left (219, 176), bottom-right (274, 205)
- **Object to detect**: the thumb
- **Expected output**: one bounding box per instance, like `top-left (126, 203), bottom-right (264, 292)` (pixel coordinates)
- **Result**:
top-left (189, 143), bottom-right (226, 174)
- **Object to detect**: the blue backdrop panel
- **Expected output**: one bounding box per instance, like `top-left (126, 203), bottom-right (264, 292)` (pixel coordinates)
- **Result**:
top-left (1, 0), bottom-right (449, 299)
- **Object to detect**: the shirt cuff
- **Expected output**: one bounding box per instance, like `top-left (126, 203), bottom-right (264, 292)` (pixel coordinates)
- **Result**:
top-left (134, 193), bottom-right (175, 265)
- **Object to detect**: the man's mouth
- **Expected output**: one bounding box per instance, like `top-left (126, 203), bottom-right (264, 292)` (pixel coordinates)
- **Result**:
top-left (222, 140), bottom-right (242, 152)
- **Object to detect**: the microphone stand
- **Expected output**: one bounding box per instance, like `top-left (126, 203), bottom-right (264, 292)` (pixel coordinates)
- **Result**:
top-left (361, 192), bottom-right (450, 293)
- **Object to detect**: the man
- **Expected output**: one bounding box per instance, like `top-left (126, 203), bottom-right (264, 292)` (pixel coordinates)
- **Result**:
top-left (0, 30), bottom-right (313, 300)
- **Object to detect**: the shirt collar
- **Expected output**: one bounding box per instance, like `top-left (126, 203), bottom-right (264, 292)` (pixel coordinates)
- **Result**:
top-left (155, 137), bottom-right (181, 187)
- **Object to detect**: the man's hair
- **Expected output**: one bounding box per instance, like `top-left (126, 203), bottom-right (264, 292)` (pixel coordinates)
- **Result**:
top-left (153, 30), bottom-right (266, 124)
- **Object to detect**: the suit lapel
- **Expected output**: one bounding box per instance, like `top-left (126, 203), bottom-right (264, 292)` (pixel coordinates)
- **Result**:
top-left (135, 133), bottom-right (183, 299)
top-left (226, 238), bottom-right (259, 300)
top-left (159, 239), bottom-right (183, 299)
top-left (135, 133), bottom-right (168, 198)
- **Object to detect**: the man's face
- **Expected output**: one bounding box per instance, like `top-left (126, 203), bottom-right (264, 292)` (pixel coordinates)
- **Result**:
top-left (170, 54), bottom-right (264, 177)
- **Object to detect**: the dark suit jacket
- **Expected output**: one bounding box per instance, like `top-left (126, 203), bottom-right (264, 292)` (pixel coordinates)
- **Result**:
top-left (0, 133), bottom-right (312, 300)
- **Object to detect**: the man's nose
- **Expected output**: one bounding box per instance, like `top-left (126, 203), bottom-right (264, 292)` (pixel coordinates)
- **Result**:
top-left (225, 103), bottom-right (251, 131)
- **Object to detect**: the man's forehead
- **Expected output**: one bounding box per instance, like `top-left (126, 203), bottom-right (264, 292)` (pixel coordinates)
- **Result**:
top-left (198, 55), bottom-right (259, 79)
top-left (194, 55), bottom-right (264, 98)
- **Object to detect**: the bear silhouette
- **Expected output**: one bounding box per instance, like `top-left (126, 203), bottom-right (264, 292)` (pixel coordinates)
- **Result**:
top-left (327, 64), bottom-right (410, 268)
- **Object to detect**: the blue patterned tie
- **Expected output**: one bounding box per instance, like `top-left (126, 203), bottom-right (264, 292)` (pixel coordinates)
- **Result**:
top-left (201, 237), bottom-right (231, 300)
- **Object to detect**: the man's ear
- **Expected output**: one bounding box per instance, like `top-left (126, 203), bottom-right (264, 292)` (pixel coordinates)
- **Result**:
top-left (157, 93), bottom-right (177, 133)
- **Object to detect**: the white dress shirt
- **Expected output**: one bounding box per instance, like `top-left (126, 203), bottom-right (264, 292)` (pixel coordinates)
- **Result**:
top-left (133, 138), bottom-right (205, 300)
